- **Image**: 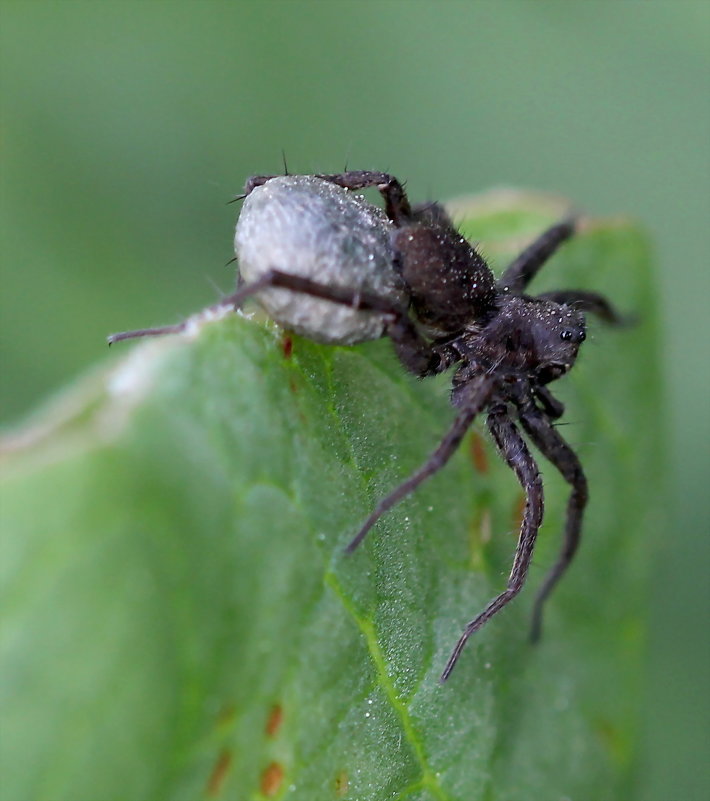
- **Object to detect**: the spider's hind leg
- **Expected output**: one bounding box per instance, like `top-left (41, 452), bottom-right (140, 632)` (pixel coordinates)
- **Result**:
top-left (242, 171), bottom-right (414, 225)
top-left (314, 171), bottom-right (413, 225)
top-left (107, 270), bottom-right (405, 345)
top-left (105, 275), bottom-right (287, 345)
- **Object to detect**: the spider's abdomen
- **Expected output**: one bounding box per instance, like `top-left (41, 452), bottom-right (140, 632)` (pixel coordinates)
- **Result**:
top-left (235, 175), bottom-right (406, 345)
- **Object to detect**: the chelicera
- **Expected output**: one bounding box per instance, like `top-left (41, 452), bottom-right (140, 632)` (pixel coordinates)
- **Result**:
top-left (109, 171), bottom-right (624, 681)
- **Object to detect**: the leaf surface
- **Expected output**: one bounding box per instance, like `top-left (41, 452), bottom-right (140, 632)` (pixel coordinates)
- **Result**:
top-left (0, 193), bottom-right (663, 801)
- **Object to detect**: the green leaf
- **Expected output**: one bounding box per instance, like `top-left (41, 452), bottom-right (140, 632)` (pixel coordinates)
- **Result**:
top-left (0, 191), bottom-right (663, 801)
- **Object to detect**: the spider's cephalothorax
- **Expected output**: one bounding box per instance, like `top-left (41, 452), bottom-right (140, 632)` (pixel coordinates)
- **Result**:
top-left (108, 171), bottom-right (624, 681)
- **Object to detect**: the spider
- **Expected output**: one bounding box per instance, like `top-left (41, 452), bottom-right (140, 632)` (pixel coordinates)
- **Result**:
top-left (109, 170), bottom-right (624, 681)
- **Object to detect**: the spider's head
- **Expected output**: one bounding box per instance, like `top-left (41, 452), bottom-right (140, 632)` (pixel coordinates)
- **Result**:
top-left (528, 299), bottom-right (586, 384)
top-left (482, 296), bottom-right (586, 383)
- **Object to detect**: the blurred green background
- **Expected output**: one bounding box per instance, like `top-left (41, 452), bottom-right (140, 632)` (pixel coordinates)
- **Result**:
top-left (1, 2), bottom-right (707, 799)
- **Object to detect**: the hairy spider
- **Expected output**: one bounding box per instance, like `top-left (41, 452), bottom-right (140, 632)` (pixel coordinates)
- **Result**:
top-left (109, 171), bottom-right (624, 681)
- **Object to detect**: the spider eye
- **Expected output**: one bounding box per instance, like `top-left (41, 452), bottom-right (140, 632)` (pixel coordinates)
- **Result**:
top-left (560, 328), bottom-right (586, 343)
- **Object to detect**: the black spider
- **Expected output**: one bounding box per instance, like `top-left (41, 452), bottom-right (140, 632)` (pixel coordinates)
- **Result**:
top-left (109, 171), bottom-right (625, 681)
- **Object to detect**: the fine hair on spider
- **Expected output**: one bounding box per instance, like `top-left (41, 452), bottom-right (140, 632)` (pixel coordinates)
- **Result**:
top-left (109, 171), bottom-right (626, 682)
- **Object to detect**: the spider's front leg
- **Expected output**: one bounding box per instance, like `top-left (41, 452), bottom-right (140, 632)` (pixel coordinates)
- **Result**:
top-left (538, 290), bottom-right (628, 325)
top-left (498, 218), bottom-right (577, 294)
top-left (517, 400), bottom-right (588, 642)
top-left (535, 386), bottom-right (565, 420)
top-left (440, 405), bottom-right (544, 682)
top-left (345, 374), bottom-right (494, 553)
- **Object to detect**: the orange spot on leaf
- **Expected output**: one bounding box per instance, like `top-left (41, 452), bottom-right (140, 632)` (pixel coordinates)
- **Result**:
top-left (469, 431), bottom-right (489, 474)
top-left (281, 334), bottom-right (293, 359)
top-left (205, 749), bottom-right (232, 797)
top-left (265, 703), bottom-right (283, 738)
top-left (260, 762), bottom-right (284, 797)
top-left (334, 769), bottom-right (349, 797)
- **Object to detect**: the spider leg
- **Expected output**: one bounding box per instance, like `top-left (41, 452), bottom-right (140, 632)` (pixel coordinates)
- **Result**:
top-left (535, 386), bottom-right (565, 420)
top-left (243, 171), bottom-right (413, 225)
top-left (240, 270), bottom-right (446, 376)
top-left (440, 406), bottom-right (543, 682)
top-left (107, 293), bottom-right (232, 344)
top-left (108, 270), bottom-right (388, 339)
top-left (108, 270), bottom-right (445, 379)
top-left (517, 401), bottom-right (588, 643)
top-left (108, 321), bottom-right (190, 344)
top-left (345, 375), bottom-right (494, 554)
top-left (106, 275), bottom-right (292, 344)
top-left (536, 290), bottom-right (629, 325)
top-left (316, 172), bottom-right (413, 224)
top-left (498, 218), bottom-right (578, 294)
